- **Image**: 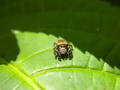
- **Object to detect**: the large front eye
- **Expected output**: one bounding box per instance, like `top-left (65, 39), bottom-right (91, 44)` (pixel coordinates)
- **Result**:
top-left (61, 46), bottom-right (64, 48)
top-left (60, 45), bottom-right (66, 48)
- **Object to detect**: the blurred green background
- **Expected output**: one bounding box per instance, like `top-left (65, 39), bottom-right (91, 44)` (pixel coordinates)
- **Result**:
top-left (0, 0), bottom-right (120, 70)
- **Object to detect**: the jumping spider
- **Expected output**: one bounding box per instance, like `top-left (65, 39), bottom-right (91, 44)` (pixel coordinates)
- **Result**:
top-left (53, 40), bottom-right (73, 60)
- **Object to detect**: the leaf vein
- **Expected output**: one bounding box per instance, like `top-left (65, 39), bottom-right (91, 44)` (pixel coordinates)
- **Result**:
top-left (30, 67), bottom-right (120, 79)
top-left (17, 48), bottom-right (52, 64)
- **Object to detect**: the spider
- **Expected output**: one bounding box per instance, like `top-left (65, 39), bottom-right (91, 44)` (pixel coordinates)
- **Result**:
top-left (53, 40), bottom-right (73, 60)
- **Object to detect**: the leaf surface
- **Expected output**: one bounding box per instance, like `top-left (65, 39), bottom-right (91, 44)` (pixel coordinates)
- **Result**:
top-left (0, 31), bottom-right (120, 90)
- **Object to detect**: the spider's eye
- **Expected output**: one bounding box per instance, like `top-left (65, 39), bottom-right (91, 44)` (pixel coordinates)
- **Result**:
top-left (60, 45), bottom-right (66, 48)
top-left (61, 46), bottom-right (64, 48)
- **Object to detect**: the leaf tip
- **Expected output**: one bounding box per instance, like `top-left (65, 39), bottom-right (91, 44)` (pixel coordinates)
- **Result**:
top-left (11, 30), bottom-right (21, 34)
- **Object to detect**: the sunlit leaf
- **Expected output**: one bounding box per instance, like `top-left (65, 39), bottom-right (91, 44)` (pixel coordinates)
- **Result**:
top-left (0, 31), bottom-right (120, 90)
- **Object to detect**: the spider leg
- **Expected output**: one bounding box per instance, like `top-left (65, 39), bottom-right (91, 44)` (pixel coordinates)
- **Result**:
top-left (67, 48), bottom-right (73, 60)
top-left (54, 48), bottom-right (58, 59)
top-left (54, 47), bottom-right (61, 59)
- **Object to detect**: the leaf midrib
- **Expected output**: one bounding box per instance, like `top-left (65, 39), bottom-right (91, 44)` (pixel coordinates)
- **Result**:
top-left (7, 62), bottom-right (43, 90)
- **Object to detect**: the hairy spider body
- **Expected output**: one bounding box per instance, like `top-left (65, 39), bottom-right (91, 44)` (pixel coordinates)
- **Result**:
top-left (53, 40), bottom-right (73, 60)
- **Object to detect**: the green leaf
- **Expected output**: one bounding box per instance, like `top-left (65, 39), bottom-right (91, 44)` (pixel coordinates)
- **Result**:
top-left (0, 31), bottom-right (120, 90)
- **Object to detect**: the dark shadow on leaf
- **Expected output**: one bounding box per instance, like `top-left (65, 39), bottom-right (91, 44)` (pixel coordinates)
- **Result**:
top-left (0, 32), bottom-right (19, 64)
